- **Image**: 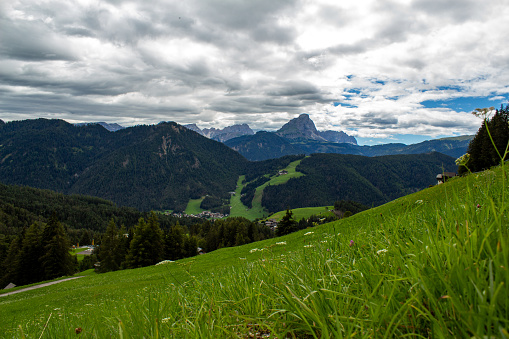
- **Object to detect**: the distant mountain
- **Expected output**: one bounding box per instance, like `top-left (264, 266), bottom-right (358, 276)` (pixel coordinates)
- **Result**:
top-left (0, 119), bottom-right (247, 211)
top-left (75, 122), bottom-right (124, 132)
top-left (184, 123), bottom-right (204, 135)
top-left (227, 125), bottom-right (472, 161)
top-left (319, 130), bottom-right (357, 144)
top-left (276, 114), bottom-right (327, 141)
top-left (184, 123), bottom-right (254, 142)
top-left (225, 131), bottom-right (304, 161)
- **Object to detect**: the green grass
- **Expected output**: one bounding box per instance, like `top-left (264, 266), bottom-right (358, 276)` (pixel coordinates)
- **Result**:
top-left (184, 197), bottom-right (205, 215)
top-left (268, 205), bottom-right (335, 221)
top-left (1, 164), bottom-right (508, 338)
top-left (229, 159), bottom-right (306, 220)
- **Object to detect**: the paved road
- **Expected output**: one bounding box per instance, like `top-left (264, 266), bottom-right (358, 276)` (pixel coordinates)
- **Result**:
top-left (0, 276), bottom-right (84, 297)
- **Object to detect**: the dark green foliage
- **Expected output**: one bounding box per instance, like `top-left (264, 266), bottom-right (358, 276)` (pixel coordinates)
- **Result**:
top-left (0, 119), bottom-right (247, 211)
top-left (276, 208), bottom-right (297, 236)
top-left (18, 223), bottom-right (44, 285)
top-left (165, 223), bottom-right (186, 260)
top-left (243, 155), bottom-right (305, 182)
top-left (125, 213), bottom-right (164, 268)
top-left (40, 214), bottom-right (75, 280)
top-left (97, 219), bottom-right (121, 272)
top-left (262, 152), bottom-right (457, 213)
top-left (225, 131), bottom-right (305, 161)
top-left (204, 217), bottom-right (273, 252)
top-left (465, 105), bottom-right (509, 173)
top-left (0, 182), bottom-right (200, 235)
top-left (240, 176), bottom-right (271, 208)
top-left (0, 235), bottom-right (22, 287)
top-left (334, 200), bottom-right (369, 215)
top-left (200, 196), bottom-right (230, 214)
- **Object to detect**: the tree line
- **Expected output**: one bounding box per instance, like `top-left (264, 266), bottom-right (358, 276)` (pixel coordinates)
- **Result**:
top-left (458, 104), bottom-right (509, 174)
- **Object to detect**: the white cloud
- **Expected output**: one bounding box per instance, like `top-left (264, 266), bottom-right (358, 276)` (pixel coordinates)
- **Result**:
top-left (1, 0), bottom-right (508, 143)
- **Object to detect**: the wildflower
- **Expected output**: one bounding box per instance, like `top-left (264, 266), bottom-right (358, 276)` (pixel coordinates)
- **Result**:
top-left (156, 260), bottom-right (174, 266)
top-left (239, 257), bottom-right (246, 260)
top-left (304, 244), bottom-right (313, 248)
top-left (304, 231), bottom-right (314, 236)
top-left (377, 249), bottom-right (387, 255)
top-left (75, 328), bottom-right (82, 334)
top-left (276, 241), bottom-right (287, 245)
top-left (249, 248), bottom-right (259, 253)
top-left (476, 204), bottom-right (481, 208)
top-left (455, 153), bottom-right (470, 166)
top-left (349, 240), bottom-right (354, 247)
top-left (415, 200), bottom-right (423, 204)
top-left (161, 318), bottom-right (171, 323)
top-left (321, 240), bottom-right (328, 243)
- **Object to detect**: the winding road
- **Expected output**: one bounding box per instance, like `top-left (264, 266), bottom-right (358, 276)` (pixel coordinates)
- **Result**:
top-left (0, 276), bottom-right (84, 297)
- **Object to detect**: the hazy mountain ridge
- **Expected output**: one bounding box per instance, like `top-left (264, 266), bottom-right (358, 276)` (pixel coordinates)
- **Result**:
top-left (184, 123), bottom-right (254, 142)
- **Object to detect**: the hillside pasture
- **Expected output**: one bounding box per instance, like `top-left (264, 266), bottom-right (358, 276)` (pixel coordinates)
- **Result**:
top-left (1, 164), bottom-right (507, 338)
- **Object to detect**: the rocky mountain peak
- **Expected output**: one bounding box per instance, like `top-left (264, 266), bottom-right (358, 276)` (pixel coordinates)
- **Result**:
top-left (276, 114), bottom-right (326, 141)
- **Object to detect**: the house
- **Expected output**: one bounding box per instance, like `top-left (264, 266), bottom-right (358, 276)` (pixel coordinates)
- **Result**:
top-left (265, 218), bottom-right (278, 230)
top-left (278, 170), bottom-right (288, 176)
top-left (436, 172), bottom-right (457, 184)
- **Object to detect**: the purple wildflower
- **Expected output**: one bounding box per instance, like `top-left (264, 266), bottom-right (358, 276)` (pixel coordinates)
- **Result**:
top-left (349, 240), bottom-right (354, 247)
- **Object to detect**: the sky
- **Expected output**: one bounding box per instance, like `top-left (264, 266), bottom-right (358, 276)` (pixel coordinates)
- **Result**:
top-left (1, 0), bottom-right (508, 145)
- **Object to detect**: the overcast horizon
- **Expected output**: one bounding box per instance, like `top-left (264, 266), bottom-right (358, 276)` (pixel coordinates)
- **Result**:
top-left (1, 0), bottom-right (508, 145)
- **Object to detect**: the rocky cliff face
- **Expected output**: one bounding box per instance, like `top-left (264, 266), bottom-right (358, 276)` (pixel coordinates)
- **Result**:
top-left (319, 130), bottom-right (358, 145)
top-left (185, 124), bottom-right (254, 142)
top-left (276, 114), bottom-right (327, 141)
top-left (184, 124), bottom-right (204, 135)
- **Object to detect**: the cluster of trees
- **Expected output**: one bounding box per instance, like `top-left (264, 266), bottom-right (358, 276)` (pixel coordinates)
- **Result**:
top-left (261, 152), bottom-right (457, 212)
top-left (240, 176), bottom-right (271, 208)
top-left (275, 200), bottom-right (368, 237)
top-left (0, 214), bottom-right (75, 288)
top-left (96, 213), bottom-right (274, 273)
top-left (459, 105), bottom-right (509, 174)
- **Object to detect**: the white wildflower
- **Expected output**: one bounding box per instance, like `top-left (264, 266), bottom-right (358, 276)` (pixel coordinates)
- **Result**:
top-left (304, 244), bottom-right (313, 248)
top-left (377, 249), bottom-right (387, 255)
top-left (415, 200), bottom-right (423, 204)
top-left (156, 260), bottom-right (174, 266)
top-left (249, 248), bottom-right (259, 253)
top-left (276, 241), bottom-right (287, 245)
top-left (304, 231), bottom-right (314, 236)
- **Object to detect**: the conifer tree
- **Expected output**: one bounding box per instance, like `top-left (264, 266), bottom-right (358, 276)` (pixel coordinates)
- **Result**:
top-left (126, 212), bottom-right (164, 268)
top-left (40, 213), bottom-right (75, 280)
top-left (98, 219), bottom-right (120, 272)
top-left (165, 223), bottom-right (186, 260)
top-left (464, 105), bottom-right (509, 173)
top-left (0, 235), bottom-right (22, 287)
top-left (276, 208), bottom-right (297, 236)
top-left (18, 222), bottom-right (44, 285)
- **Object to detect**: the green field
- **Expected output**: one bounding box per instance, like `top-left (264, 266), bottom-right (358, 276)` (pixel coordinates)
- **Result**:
top-left (184, 197), bottom-right (205, 215)
top-left (229, 159), bottom-right (306, 220)
top-left (268, 205), bottom-right (335, 221)
top-left (2, 164), bottom-right (507, 338)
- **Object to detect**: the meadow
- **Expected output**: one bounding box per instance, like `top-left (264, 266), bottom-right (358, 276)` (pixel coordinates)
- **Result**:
top-left (0, 164), bottom-right (507, 338)
top-left (229, 159), bottom-right (305, 220)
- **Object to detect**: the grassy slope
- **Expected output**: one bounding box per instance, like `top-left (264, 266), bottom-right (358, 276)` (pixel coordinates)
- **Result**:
top-left (268, 205), bottom-right (335, 221)
top-left (229, 159), bottom-right (305, 220)
top-left (1, 165), bottom-right (508, 338)
top-left (184, 197), bottom-right (205, 215)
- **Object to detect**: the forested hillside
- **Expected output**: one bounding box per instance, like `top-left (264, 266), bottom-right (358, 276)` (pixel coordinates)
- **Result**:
top-left (261, 152), bottom-right (456, 212)
top-left (0, 119), bottom-right (247, 211)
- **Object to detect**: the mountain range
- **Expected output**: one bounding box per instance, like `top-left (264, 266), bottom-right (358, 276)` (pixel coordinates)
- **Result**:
top-left (0, 118), bottom-right (459, 213)
top-left (70, 115), bottom-right (471, 161)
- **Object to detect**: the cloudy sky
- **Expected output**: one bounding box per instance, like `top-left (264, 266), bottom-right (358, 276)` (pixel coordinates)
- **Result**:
top-left (1, 0), bottom-right (508, 145)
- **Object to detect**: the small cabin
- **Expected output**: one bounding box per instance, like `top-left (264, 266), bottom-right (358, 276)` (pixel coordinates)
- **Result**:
top-left (436, 172), bottom-right (457, 184)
